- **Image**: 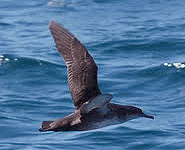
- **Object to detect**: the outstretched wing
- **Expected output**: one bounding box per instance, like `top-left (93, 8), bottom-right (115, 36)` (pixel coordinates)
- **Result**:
top-left (49, 21), bottom-right (101, 108)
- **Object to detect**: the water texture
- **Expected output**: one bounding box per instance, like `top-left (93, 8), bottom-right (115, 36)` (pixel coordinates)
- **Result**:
top-left (0, 0), bottom-right (185, 149)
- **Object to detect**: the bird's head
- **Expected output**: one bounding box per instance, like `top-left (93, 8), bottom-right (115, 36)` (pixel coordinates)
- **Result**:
top-left (118, 105), bottom-right (154, 121)
top-left (127, 106), bottom-right (154, 120)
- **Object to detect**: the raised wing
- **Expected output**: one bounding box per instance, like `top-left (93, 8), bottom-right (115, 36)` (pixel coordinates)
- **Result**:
top-left (49, 21), bottom-right (101, 108)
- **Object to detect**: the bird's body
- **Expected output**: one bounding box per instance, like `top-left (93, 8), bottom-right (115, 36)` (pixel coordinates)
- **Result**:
top-left (40, 103), bottom-right (153, 131)
top-left (39, 21), bottom-right (154, 132)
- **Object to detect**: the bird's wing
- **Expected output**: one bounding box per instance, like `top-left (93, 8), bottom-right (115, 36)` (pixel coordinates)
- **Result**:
top-left (49, 21), bottom-right (101, 108)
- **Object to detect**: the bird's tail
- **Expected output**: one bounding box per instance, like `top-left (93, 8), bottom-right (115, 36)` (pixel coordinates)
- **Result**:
top-left (39, 121), bottom-right (54, 132)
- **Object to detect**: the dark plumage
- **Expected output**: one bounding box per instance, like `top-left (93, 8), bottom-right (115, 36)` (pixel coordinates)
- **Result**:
top-left (39, 21), bottom-right (154, 132)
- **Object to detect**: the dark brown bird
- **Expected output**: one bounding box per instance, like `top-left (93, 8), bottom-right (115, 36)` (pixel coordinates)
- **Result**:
top-left (39, 21), bottom-right (154, 132)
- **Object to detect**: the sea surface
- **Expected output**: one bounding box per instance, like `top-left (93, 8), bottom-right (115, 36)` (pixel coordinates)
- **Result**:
top-left (1, 0), bottom-right (185, 149)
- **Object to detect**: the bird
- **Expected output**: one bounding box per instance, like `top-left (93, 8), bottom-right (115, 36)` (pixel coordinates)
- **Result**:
top-left (39, 21), bottom-right (154, 132)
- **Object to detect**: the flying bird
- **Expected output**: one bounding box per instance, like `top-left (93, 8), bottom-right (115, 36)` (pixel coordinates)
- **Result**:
top-left (39, 21), bottom-right (154, 132)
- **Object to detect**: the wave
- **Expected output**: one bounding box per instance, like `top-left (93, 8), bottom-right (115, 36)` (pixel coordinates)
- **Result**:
top-left (0, 54), bottom-right (63, 69)
top-left (94, 39), bottom-right (185, 53)
top-left (0, 54), bottom-right (67, 90)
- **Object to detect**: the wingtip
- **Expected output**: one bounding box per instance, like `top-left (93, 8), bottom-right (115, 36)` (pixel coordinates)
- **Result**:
top-left (49, 21), bottom-right (57, 28)
top-left (49, 21), bottom-right (65, 31)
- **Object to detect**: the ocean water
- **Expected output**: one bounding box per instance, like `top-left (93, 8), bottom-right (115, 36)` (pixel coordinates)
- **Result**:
top-left (1, 0), bottom-right (185, 149)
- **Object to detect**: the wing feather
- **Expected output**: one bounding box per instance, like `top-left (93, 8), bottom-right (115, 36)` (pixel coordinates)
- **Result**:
top-left (49, 21), bottom-right (101, 108)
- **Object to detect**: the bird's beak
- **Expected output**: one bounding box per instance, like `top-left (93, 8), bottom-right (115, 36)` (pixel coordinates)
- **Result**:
top-left (143, 114), bottom-right (154, 119)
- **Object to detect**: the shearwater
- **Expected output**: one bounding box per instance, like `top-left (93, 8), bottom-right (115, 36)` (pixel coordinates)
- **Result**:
top-left (39, 21), bottom-right (154, 132)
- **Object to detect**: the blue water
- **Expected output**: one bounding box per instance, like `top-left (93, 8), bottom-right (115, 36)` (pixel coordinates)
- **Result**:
top-left (1, 0), bottom-right (185, 149)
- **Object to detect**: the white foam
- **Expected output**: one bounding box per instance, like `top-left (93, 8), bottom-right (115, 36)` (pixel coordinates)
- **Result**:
top-left (0, 55), bottom-right (4, 58)
top-left (5, 58), bottom-right (10, 61)
top-left (164, 62), bottom-right (185, 69)
top-left (180, 64), bottom-right (185, 68)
